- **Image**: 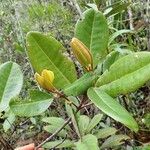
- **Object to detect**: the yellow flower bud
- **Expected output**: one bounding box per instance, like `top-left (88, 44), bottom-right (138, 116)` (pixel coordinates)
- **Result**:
top-left (35, 69), bottom-right (55, 91)
top-left (35, 73), bottom-right (44, 88)
top-left (42, 69), bottom-right (54, 83)
top-left (70, 38), bottom-right (93, 71)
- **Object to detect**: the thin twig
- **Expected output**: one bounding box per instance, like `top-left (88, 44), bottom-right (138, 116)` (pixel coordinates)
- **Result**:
top-left (51, 89), bottom-right (78, 109)
top-left (80, 102), bottom-right (93, 109)
top-left (60, 94), bottom-right (78, 109)
top-left (35, 93), bottom-right (90, 149)
top-left (35, 117), bottom-right (71, 150)
top-left (6, 118), bottom-right (15, 130)
top-left (35, 99), bottom-right (84, 149)
top-left (121, 95), bottom-right (129, 112)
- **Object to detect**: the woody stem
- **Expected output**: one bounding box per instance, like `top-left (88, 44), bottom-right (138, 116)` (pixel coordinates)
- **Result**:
top-left (50, 89), bottom-right (78, 109)
top-left (35, 97), bottom-right (89, 150)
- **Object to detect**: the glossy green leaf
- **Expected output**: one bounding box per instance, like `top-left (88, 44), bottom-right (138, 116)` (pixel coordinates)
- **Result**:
top-left (43, 139), bottom-right (74, 149)
top-left (96, 52), bottom-right (150, 97)
top-left (0, 62), bottom-right (23, 112)
top-left (26, 32), bottom-right (77, 89)
top-left (86, 114), bottom-right (103, 133)
top-left (75, 134), bottom-right (99, 150)
top-left (95, 127), bottom-right (117, 139)
top-left (101, 134), bottom-right (130, 148)
top-left (75, 9), bottom-right (109, 67)
top-left (87, 88), bottom-right (138, 132)
top-left (97, 52), bottom-right (150, 86)
top-left (78, 115), bottom-right (90, 136)
top-left (10, 90), bottom-right (53, 117)
top-left (63, 72), bottom-right (98, 96)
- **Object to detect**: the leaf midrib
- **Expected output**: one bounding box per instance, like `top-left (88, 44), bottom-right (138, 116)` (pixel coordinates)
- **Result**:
top-left (31, 36), bottom-right (71, 84)
top-left (101, 62), bottom-right (150, 87)
top-left (0, 63), bottom-right (13, 106)
top-left (100, 61), bottom-right (150, 86)
top-left (90, 11), bottom-right (96, 51)
top-left (11, 98), bottom-right (52, 107)
top-left (93, 89), bottom-right (133, 125)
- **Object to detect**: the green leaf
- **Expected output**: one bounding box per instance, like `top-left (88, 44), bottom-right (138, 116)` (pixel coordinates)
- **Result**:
top-left (95, 127), bottom-right (117, 139)
top-left (143, 113), bottom-right (150, 128)
top-left (103, 51), bottom-right (120, 72)
top-left (86, 114), bottom-right (103, 133)
top-left (86, 3), bottom-right (98, 11)
top-left (42, 117), bottom-right (70, 130)
top-left (105, 2), bottom-right (130, 17)
top-left (65, 98), bottom-right (81, 138)
top-left (75, 9), bottom-right (109, 67)
top-left (109, 43), bottom-right (133, 54)
top-left (10, 90), bottom-right (53, 117)
top-left (75, 134), bottom-right (99, 150)
top-left (42, 117), bottom-right (65, 125)
top-left (63, 72), bottom-right (98, 96)
top-left (101, 134), bottom-right (130, 148)
top-left (26, 31), bottom-right (77, 89)
top-left (3, 112), bottom-right (15, 132)
top-left (44, 125), bottom-right (67, 137)
top-left (87, 88), bottom-right (138, 132)
top-left (43, 139), bottom-right (74, 149)
top-left (96, 52), bottom-right (150, 97)
top-left (139, 145), bottom-right (150, 150)
top-left (108, 29), bottom-right (134, 46)
top-left (0, 62), bottom-right (23, 112)
top-left (97, 52), bottom-right (150, 86)
top-left (78, 115), bottom-right (90, 136)
top-left (13, 42), bottom-right (24, 53)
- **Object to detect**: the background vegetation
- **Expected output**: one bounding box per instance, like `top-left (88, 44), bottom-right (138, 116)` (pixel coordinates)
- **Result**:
top-left (0, 0), bottom-right (150, 149)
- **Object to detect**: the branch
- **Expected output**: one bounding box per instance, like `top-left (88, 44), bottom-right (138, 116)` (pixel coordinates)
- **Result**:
top-left (80, 102), bottom-right (93, 109)
top-left (35, 96), bottom-right (91, 149)
top-left (50, 89), bottom-right (78, 109)
top-left (35, 117), bottom-right (71, 150)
